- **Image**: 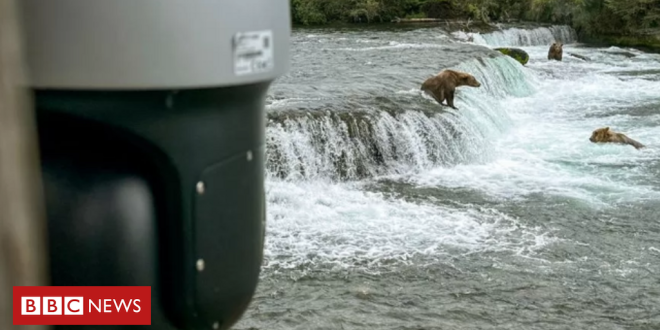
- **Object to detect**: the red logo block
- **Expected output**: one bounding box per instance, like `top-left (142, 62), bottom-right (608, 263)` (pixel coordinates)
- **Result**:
top-left (13, 286), bottom-right (151, 325)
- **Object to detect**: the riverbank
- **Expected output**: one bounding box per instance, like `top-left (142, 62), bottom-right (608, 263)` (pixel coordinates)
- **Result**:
top-left (578, 33), bottom-right (660, 54)
top-left (294, 18), bottom-right (660, 54)
top-left (290, 0), bottom-right (660, 52)
top-left (293, 19), bottom-right (498, 34)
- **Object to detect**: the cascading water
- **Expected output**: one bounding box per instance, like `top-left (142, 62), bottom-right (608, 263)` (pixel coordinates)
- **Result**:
top-left (266, 54), bottom-right (536, 181)
top-left (453, 25), bottom-right (578, 47)
top-left (237, 24), bottom-right (660, 330)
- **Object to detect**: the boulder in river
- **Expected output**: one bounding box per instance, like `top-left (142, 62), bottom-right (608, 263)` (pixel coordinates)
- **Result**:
top-left (494, 47), bottom-right (529, 66)
top-left (568, 52), bottom-right (591, 61)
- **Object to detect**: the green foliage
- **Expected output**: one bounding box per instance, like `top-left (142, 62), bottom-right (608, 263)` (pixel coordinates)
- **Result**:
top-left (461, 0), bottom-right (501, 22)
top-left (291, 0), bottom-right (429, 24)
top-left (289, 0), bottom-right (660, 45)
top-left (405, 12), bottom-right (428, 19)
top-left (290, 0), bottom-right (469, 25)
top-left (291, 0), bottom-right (328, 25)
top-left (420, 0), bottom-right (454, 19)
top-left (605, 0), bottom-right (660, 32)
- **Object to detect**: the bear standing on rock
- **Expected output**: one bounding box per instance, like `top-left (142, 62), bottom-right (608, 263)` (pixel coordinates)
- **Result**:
top-left (420, 69), bottom-right (481, 110)
top-left (548, 42), bottom-right (563, 61)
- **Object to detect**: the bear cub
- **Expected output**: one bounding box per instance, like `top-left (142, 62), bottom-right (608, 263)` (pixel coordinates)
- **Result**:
top-left (420, 69), bottom-right (481, 110)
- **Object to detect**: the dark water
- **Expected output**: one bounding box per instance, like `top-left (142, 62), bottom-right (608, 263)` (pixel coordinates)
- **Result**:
top-left (235, 25), bottom-right (660, 330)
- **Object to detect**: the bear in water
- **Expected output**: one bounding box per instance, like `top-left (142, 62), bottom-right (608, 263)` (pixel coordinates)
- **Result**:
top-left (420, 69), bottom-right (481, 110)
top-left (589, 127), bottom-right (645, 150)
top-left (548, 42), bottom-right (563, 61)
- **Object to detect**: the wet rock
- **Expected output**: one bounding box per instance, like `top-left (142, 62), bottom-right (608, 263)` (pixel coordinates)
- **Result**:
top-left (568, 52), bottom-right (591, 61)
top-left (354, 286), bottom-right (374, 300)
top-left (494, 47), bottom-right (529, 66)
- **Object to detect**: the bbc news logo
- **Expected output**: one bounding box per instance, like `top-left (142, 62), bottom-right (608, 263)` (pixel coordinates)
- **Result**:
top-left (21, 296), bottom-right (85, 315)
top-left (21, 296), bottom-right (141, 315)
top-left (13, 286), bottom-right (150, 325)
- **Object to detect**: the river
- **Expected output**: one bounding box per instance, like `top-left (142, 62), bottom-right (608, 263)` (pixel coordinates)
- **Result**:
top-left (234, 24), bottom-right (660, 330)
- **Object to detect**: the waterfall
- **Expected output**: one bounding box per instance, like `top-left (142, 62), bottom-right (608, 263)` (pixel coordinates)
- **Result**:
top-left (265, 55), bottom-right (537, 182)
top-left (459, 25), bottom-right (578, 47)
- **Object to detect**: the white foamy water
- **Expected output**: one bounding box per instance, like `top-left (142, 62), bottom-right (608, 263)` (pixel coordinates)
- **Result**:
top-left (335, 41), bottom-right (448, 52)
top-left (263, 179), bottom-right (554, 271)
top-left (266, 55), bottom-right (534, 182)
top-left (263, 59), bottom-right (552, 270)
top-left (261, 25), bottom-right (660, 272)
top-left (408, 37), bottom-right (660, 207)
top-left (238, 26), bottom-right (660, 330)
top-left (455, 25), bottom-right (577, 47)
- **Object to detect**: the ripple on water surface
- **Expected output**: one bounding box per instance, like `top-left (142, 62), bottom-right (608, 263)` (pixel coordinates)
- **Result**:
top-left (236, 25), bottom-right (660, 330)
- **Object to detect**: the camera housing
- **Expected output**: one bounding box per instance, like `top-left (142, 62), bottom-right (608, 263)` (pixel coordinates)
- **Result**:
top-left (19, 1), bottom-right (290, 329)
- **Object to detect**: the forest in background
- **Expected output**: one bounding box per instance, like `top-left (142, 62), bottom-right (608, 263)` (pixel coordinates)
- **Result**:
top-left (291, 0), bottom-right (660, 48)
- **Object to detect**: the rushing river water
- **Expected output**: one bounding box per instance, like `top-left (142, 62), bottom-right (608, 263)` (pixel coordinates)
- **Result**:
top-left (234, 24), bottom-right (660, 330)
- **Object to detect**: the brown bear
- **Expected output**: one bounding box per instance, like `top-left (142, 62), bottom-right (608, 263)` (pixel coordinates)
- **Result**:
top-left (420, 69), bottom-right (481, 110)
top-left (589, 127), bottom-right (645, 150)
top-left (548, 42), bottom-right (563, 61)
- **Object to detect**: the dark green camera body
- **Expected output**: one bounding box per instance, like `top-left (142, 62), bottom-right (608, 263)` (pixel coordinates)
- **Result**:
top-left (20, 1), bottom-right (290, 329)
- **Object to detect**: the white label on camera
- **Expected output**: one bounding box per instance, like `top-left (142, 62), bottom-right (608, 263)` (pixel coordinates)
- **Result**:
top-left (233, 30), bottom-right (274, 76)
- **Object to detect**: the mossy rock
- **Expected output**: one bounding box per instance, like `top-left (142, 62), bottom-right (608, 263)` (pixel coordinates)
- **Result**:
top-left (494, 47), bottom-right (529, 66)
